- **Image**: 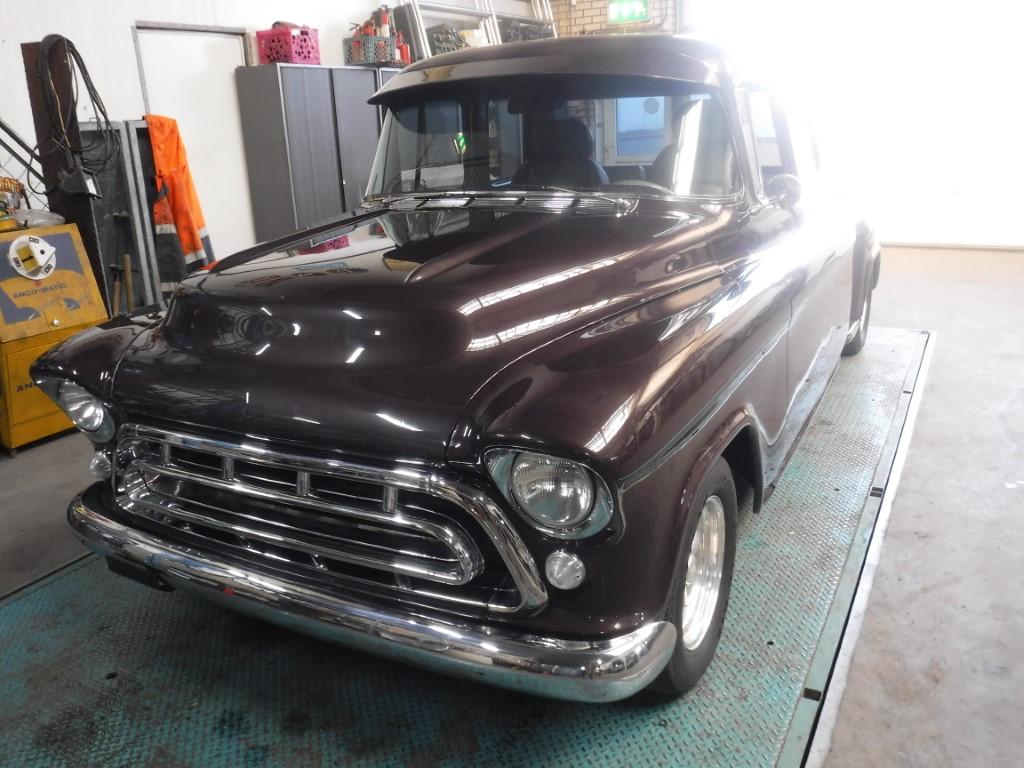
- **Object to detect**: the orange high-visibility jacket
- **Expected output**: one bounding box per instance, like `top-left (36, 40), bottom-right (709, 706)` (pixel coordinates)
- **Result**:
top-left (145, 115), bottom-right (213, 293)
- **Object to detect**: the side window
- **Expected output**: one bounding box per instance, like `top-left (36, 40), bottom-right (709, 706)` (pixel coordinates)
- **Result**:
top-left (737, 85), bottom-right (795, 196)
top-left (785, 110), bottom-right (821, 189)
top-left (747, 90), bottom-right (784, 183)
top-left (670, 96), bottom-right (742, 198)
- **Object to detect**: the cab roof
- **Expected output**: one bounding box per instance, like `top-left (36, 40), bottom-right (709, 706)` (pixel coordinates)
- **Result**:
top-left (370, 35), bottom-right (728, 104)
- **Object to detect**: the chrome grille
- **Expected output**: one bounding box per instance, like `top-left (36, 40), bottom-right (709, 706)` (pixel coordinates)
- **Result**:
top-left (112, 424), bottom-right (547, 614)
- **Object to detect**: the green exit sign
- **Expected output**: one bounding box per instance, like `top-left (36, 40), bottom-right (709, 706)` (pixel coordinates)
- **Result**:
top-left (608, 0), bottom-right (649, 25)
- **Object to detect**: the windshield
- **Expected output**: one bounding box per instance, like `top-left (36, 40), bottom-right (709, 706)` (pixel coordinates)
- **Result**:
top-left (366, 76), bottom-right (742, 201)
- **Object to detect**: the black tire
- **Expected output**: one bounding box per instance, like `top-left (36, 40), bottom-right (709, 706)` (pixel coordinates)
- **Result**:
top-left (842, 288), bottom-right (872, 356)
top-left (649, 456), bottom-right (738, 697)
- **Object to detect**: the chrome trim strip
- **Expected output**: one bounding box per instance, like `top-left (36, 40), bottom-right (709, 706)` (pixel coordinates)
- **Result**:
top-left (620, 322), bottom-right (788, 490)
top-left (116, 424), bottom-right (548, 613)
top-left (70, 489), bottom-right (674, 702)
top-left (294, 469), bottom-right (309, 496)
top-left (382, 485), bottom-right (398, 513)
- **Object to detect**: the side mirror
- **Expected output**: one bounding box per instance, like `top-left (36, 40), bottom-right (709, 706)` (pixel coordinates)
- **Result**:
top-left (765, 173), bottom-right (802, 209)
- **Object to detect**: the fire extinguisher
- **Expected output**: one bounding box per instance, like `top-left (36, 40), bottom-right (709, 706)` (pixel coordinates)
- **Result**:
top-left (396, 31), bottom-right (411, 64)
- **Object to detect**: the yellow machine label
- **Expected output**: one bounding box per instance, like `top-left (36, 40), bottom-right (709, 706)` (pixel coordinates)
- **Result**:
top-left (0, 225), bottom-right (107, 343)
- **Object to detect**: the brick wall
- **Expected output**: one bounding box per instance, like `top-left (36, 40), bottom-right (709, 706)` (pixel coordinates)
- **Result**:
top-left (551, 0), bottom-right (676, 37)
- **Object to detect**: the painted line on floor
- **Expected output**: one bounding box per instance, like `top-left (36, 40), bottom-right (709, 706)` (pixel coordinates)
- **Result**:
top-left (0, 553), bottom-right (96, 607)
top-left (803, 330), bottom-right (936, 768)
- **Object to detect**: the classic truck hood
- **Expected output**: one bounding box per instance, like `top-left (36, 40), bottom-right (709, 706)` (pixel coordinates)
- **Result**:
top-left (113, 207), bottom-right (721, 462)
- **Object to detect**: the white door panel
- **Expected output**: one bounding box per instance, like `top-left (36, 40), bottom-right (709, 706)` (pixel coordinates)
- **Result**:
top-left (138, 29), bottom-right (256, 258)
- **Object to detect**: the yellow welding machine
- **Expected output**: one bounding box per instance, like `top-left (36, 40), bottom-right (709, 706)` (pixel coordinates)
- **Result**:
top-left (0, 224), bottom-right (108, 450)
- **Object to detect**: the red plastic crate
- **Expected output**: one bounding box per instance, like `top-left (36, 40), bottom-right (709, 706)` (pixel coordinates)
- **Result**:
top-left (297, 235), bottom-right (350, 254)
top-left (256, 26), bottom-right (320, 64)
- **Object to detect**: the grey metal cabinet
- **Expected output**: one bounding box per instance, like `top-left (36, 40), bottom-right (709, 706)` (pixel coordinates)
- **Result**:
top-left (331, 69), bottom-right (379, 215)
top-left (236, 64), bottom-right (386, 242)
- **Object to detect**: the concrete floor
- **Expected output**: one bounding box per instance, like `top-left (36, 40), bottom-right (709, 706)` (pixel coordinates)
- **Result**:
top-left (0, 431), bottom-right (93, 597)
top-left (0, 246), bottom-right (1018, 764)
top-left (826, 247), bottom-right (1023, 768)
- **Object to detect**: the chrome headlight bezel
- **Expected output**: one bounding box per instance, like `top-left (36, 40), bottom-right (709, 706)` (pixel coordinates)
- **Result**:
top-left (36, 376), bottom-right (116, 444)
top-left (484, 448), bottom-right (615, 540)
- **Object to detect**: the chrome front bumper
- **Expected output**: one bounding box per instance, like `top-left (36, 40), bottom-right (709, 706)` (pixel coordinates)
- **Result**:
top-left (68, 486), bottom-right (676, 703)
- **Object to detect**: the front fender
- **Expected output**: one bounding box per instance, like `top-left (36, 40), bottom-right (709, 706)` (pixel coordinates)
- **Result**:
top-left (445, 268), bottom-right (727, 480)
top-left (446, 242), bottom-right (787, 493)
top-left (30, 314), bottom-right (160, 402)
top-left (442, 255), bottom-right (786, 635)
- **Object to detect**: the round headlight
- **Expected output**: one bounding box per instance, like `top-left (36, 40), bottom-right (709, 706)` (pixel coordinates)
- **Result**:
top-left (510, 452), bottom-right (594, 529)
top-left (58, 381), bottom-right (107, 433)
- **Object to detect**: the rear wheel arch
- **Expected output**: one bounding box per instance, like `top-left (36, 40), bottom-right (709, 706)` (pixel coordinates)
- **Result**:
top-left (850, 222), bottom-right (881, 317)
top-left (849, 229), bottom-right (871, 323)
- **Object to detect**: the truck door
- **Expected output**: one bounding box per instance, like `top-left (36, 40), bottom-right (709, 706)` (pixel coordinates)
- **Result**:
top-left (736, 84), bottom-right (852, 468)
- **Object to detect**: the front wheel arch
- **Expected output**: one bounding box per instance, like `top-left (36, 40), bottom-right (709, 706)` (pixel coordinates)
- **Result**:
top-left (665, 411), bottom-right (762, 583)
top-left (721, 423), bottom-right (764, 513)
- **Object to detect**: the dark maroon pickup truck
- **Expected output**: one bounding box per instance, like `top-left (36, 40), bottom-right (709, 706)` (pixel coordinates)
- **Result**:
top-left (34, 35), bottom-right (879, 702)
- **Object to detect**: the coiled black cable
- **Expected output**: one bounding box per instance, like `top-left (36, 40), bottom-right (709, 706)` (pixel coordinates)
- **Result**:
top-left (35, 34), bottom-right (120, 184)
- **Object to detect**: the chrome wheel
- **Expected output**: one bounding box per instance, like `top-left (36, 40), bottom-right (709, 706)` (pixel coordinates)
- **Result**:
top-left (681, 494), bottom-right (726, 650)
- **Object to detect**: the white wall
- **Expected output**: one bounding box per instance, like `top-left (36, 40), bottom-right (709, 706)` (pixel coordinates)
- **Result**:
top-left (684, 0), bottom-right (1024, 248)
top-left (0, 0), bottom-right (380, 235)
top-left (136, 29), bottom-right (256, 255)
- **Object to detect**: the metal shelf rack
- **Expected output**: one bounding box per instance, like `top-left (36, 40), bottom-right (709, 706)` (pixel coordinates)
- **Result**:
top-left (401, 0), bottom-right (556, 61)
